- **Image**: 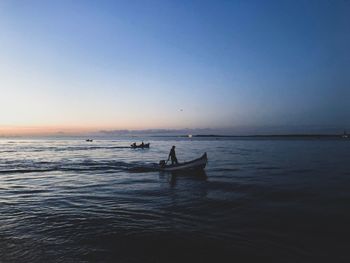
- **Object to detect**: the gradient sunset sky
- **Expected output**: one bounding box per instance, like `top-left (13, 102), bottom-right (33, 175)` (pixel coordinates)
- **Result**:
top-left (0, 0), bottom-right (349, 135)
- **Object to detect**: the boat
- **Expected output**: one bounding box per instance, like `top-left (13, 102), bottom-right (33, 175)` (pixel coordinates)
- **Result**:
top-left (86, 139), bottom-right (93, 142)
top-left (159, 153), bottom-right (207, 172)
top-left (342, 130), bottom-right (348, 139)
top-left (131, 143), bottom-right (150, 148)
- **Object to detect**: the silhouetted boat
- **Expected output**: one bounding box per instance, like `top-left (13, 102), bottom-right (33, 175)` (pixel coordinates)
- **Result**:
top-left (86, 139), bottom-right (93, 142)
top-left (159, 153), bottom-right (207, 172)
top-left (131, 143), bottom-right (150, 148)
top-left (342, 130), bottom-right (348, 139)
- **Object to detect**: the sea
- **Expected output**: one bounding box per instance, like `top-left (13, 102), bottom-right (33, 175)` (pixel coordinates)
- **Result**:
top-left (0, 136), bottom-right (349, 263)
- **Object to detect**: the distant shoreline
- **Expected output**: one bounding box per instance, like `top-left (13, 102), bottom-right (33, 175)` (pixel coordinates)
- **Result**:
top-left (161, 134), bottom-right (348, 138)
top-left (0, 134), bottom-right (348, 139)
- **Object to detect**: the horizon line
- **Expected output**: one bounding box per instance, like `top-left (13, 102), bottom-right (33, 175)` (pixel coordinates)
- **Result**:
top-left (0, 125), bottom-right (348, 137)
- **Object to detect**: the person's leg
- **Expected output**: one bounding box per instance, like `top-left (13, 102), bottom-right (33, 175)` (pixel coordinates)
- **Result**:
top-left (174, 157), bottom-right (178, 164)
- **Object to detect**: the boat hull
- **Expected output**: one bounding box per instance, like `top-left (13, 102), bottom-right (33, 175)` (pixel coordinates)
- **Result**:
top-left (160, 153), bottom-right (207, 172)
top-left (131, 143), bottom-right (150, 148)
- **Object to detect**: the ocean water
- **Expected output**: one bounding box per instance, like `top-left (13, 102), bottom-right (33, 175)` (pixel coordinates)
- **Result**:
top-left (0, 137), bottom-right (349, 262)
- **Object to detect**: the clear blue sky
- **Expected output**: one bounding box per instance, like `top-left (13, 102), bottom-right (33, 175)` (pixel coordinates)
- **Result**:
top-left (0, 0), bottom-right (349, 134)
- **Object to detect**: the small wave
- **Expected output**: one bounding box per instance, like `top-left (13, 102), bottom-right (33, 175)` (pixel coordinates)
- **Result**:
top-left (56, 146), bottom-right (131, 151)
top-left (127, 165), bottom-right (159, 173)
top-left (0, 160), bottom-right (158, 175)
top-left (0, 168), bottom-right (58, 174)
top-left (41, 146), bottom-right (132, 152)
top-left (213, 168), bottom-right (241, 172)
top-left (256, 166), bottom-right (281, 170)
top-left (289, 169), bottom-right (314, 173)
top-left (2, 146), bottom-right (133, 153)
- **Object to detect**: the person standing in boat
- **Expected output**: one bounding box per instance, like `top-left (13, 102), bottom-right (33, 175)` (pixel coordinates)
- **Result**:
top-left (167, 146), bottom-right (178, 165)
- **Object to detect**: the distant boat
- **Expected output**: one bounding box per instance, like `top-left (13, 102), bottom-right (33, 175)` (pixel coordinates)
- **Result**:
top-left (342, 130), bottom-right (348, 139)
top-left (86, 139), bottom-right (93, 142)
top-left (131, 143), bottom-right (150, 148)
top-left (158, 153), bottom-right (207, 172)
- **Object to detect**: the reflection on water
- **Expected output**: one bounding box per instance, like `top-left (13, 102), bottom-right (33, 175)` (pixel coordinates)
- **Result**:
top-left (165, 170), bottom-right (207, 187)
top-left (0, 137), bottom-right (349, 262)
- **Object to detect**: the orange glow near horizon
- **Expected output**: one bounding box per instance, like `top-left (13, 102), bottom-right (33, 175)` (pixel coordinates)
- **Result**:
top-left (0, 125), bottom-right (94, 136)
top-left (0, 123), bottom-right (198, 136)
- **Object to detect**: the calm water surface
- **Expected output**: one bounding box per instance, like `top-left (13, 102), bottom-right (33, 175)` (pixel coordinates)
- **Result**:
top-left (0, 137), bottom-right (349, 262)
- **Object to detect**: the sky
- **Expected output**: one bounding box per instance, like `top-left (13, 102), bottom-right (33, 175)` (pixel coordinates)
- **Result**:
top-left (0, 0), bottom-right (349, 135)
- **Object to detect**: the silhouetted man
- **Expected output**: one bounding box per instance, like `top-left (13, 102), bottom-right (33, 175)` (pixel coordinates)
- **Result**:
top-left (167, 145), bottom-right (178, 165)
